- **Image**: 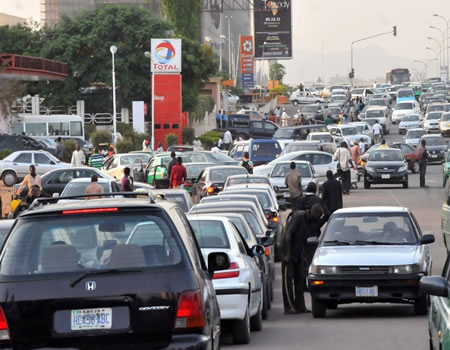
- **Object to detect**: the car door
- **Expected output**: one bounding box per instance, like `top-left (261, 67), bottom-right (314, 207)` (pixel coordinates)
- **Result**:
top-left (251, 121), bottom-right (265, 138)
top-left (12, 153), bottom-right (32, 179)
top-left (153, 165), bottom-right (170, 189)
top-left (45, 169), bottom-right (75, 195)
top-left (34, 153), bottom-right (57, 175)
top-left (263, 121), bottom-right (278, 138)
top-left (104, 156), bottom-right (121, 178)
top-left (310, 153), bottom-right (335, 177)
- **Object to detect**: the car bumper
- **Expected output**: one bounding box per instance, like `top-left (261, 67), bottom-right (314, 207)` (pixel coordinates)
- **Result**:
top-left (365, 172), bottom-right (408, 184)
top-left (216, 292), bottom-right (249, 320)
top-left (308, 274), bottom-right (424, 303)
top-left (426, 127), bottom-right (440, 133)
top-left (429, 153), bottom-right (445, 162)
top-left (441, 128), bottom-right (450, 136)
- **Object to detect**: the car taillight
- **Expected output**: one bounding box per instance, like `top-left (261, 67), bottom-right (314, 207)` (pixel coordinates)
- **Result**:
top-left (0, 307), bottom-right (10, 340)
top-left (264, 247), bottom-right (271, 256)
top-left (270, 216), bottom-right (279, 223)
top-left (207, 186), bottom-right (216, 194)
top-left (175, 290), bottom-right (205, 329)
top-left (213, 262), bottom-right (240, 279)
top-left (63, 208), bottom-right (118, 215)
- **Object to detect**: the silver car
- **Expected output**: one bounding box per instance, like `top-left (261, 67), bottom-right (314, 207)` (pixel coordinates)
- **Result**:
top-left (308, 206), bottom-right (434, 318)
top-left (398, 114), bottom-right (421, 135)
top-left (405, 128), bottom-right (426, 147)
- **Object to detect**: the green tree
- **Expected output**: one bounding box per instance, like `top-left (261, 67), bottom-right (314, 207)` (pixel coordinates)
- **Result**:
top-left (161, 0), bottom-right (201, 40)
top-left (269, 63), bottom-right (287, 83)
top-left (0, 23), bottom-right (42, 55)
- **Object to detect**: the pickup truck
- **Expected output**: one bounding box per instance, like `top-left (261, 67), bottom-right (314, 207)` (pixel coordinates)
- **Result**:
top-left (289, 90), bottom-right (324, 106)
top-left (227, 114), bottom-right (278, 139)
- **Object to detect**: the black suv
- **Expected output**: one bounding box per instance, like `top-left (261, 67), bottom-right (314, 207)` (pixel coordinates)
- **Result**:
top-left (0, 197), bottom-right (228, 349)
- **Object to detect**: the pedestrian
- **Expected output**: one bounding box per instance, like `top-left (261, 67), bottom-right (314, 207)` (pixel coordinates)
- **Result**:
top-left (345, 88), bottom-right (352, 102)
top-left (321, 170), bottom-right (343, 214)
top-left (350, 140), bottom-right (361, 169)
top-left (359, 137), bottom-right (366, 153)
top-left (223, 129), bottom-right (232, 151)
top-left (282, 204), bottom-right (324, 314)
top-left (379, 139), bottom-right (388, 149)
top-left (275, 106), bottom-right (281, 122)
top-left (285, 161), bottom-right (302, 209)
top-left (157, 142), bottom-right (164, 152)
top-left (88, 148), bottom-right (103, 169)
top-left (167, 151), bottom-right (177, 177)
top-left (221, 111), bottom-right (227, 129)
top-left (372, 121), bottom-right (382, 144)
top-left (417, 139), bottom-right (429, 188)
top-left (85, 175), bottom-right (104, 200)
top-left (239, 152), bottom-right (254, 174)
top-left (17, 165), bottom-right (41, 194)
top-left (325, 113), bottom-right (334, 126)
top-left (216, 109), bottom-right (222, 129)
top-left (55, 137), bottom-right (65, 160)
top-left (11, 185), bottom-right (43, 218)
top-left (262, 112), bottom-right (268, 121)
top-left (71, 144), bottom-right (86, 167)
top-left (218, 137), bottom-right (223, 149)
top-left (193, 137), bottom-right (202, 150)
top-left (107, 144), bottom-right (115, 157)
top-left (281, 108), bottom-right (289, 127)
top-left (170, 157), bottom-right (187, 189)
top-left (142, 139), bottom-right (151, 151)
top-left (121, 167), bottom-right (133, 192)
top-left (334, 141), bottom-right (352, 195)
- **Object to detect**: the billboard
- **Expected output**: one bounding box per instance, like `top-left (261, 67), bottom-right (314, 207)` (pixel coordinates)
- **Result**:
top-left (151, 39), bottom-right (182, 73)
top-left (253, 0), bottom-right (292, 59)
top-left (240, 36), bottom-right (255, 89)
top-left (153, 74), bottom-right (182, 149)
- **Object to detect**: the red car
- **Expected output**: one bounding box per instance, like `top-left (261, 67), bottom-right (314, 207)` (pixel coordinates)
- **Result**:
top-left (360, 143), bottom-right (419, 173)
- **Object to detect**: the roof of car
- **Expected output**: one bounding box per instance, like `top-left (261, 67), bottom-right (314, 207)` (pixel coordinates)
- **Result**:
top-left (68, 178), bottom-right (112, 183)
top-left (366, 106), bottom-right (386, 111)
top-left (0, 219), bottom-right (14, 229)
top-left (226, 183), bottom-right (272, 189)
top-left (227, 174), bottom-right (268, 179)
top-left (421, 134), bottom-right (444, 138)
top-left (186, 214), bottom-right (230, 223)
top-left (205, 165), bottom-right (247, 171)
top-left (334, 206), bottom-right (409, 214)
top-left (152, 189), bottom-right (187, 195)
top-left (275, 160), bottom-right (311, 165)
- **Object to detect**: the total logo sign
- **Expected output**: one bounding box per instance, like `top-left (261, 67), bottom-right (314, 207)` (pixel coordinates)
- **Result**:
top-left (151, 38), bottom-right (182, 73)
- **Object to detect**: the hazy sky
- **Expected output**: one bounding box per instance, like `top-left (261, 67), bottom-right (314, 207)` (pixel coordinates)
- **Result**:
top-left (3, 0), bottom-right (450, 83)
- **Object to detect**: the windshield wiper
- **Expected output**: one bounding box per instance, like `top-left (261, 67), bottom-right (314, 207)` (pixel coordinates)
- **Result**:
top-left (323, 240), bottom-right (353, 245)
top-left (354, 240), bottom-right (399, 245)
top-left (70, 268), bottom-right (143, 287)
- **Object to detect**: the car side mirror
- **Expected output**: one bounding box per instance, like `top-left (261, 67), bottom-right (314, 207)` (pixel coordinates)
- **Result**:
top-left (250, 244), bottom-right (265, 257)
top-left (260, 236), bottom-right (274, 247)
top-left (52, 193), bottom-right (59, 198)
top-left (307, 236), bottom-right (319, 247)
top-left (265, 230), bottom-right (275, 238)
top-left (50, 161), bottom-right (56, 165)
top-left (420, 234), bottom-right (435, 245)
top-left (207, 252), bottom-right (230, 278)
top-left (420, 276), bottom-right (449, 297)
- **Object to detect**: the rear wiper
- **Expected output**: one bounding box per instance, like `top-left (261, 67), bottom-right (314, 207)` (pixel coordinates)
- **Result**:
top-left (354, 240), bottom-right (398, 245)
top-left (70, 268), bottom-right (143, 287)
top-left (323, 240), bottom-right (353, 245)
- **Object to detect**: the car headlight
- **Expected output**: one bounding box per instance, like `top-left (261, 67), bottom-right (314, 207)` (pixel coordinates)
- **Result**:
top-left (392, 264), bottom-right (422, 274)
top-left (310, 265), bottom-right (338, 275)
top-left (365, 166), bottom-right (375, 173)
top-left (424, 121), bottom-right (430, 127)
top-left (398, 165), bottom-right (408, 172)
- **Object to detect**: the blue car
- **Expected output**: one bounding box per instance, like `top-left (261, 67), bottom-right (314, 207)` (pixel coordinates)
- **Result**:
top-left (397, 88), bottom-right (415, 103)
top-left (229, 139), bottom-right (282, 166)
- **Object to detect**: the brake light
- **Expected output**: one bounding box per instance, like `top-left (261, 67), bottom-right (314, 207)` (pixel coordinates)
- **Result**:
top-left (63, 208), bottom-right (118, 215)
top-left (264, 247), bottom-right (271, 256)
top-left (213, 262), bottom-right (240, 279)
top-left (312, 280), bottom-right (324, 286)
top-left (0, 307), bottom-right (10, 340)
top-left (271, 216), bottom-right (279, 223)
top-left (207, 186), bottom-right (216, 194)
top-left (175, 290), bottom-right (205, 329)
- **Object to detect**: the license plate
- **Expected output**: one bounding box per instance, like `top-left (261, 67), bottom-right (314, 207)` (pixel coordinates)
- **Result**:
top-left (431, 155), bottom-right (437, 158)
top-left (71, 308), bottom-right (112, 330)
top-left (381, 174), bottom-right (390, 179)
top-left (355, 286), bottom-right (378, 297)
top-left (283, 192), bottom-right (290, 198)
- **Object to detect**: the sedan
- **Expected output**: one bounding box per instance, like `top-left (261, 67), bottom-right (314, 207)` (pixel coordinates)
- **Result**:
top-left (60, 178), bottom-right (121, 199)
top-left (423, 112), bottom-right (443, 133)
top-left (420, 134), bottom-right (448, 163)
top-left (223, 174), bottom-right (272, 191)
top-left (405, 128), bottom-right (427, 147)
top-left (364, 148), bottom-right (409, 189)
top-left (184, 151), bottom-right (239, 166)
top-left (440, 112), bottom-right (450, 136)
top-left (188, 215), bottom-right (265, 344)
top-left (398, 114), bottom-right (421, 135)
top-left (102, 153), bottom-right (151, 179)
top-left (308, 206), bottom-right (434, 318)
top-left (269, 161), bottom-right (318, 199)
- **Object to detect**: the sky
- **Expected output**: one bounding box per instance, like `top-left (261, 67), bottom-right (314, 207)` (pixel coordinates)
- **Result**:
top-left (3, 0), bottom-right (450, 84)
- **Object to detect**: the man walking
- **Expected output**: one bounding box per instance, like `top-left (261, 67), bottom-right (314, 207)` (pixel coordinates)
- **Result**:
top-left (417, 139), bottom-right (429, 188)
top-left (321, 170), bottom-right (343, 214)
top-left (121, 167), bottom-right (133, 192)
top-left (216, 109), bottom-right (222, 129)
top-left (88, 148), bottom-right (103, 169)
top-left (55, 137), bottom-right (65, 160)
top-left (221, 111), bottom-right (227, 129)
top-left (85, 175), bottom-right (104, 200)
top-left (168, 151), bottom-right (177, 178)
top-left (282, 204), bottom-right (324, 314)
top-left (170, 157), bottom-right (187, 189)
top-left (223, 129), bottom-right (232, 151)
top-left (281, 108), bottom-right (290, 127)
top-left (350, 140), bottom-right (361, 168)
top-left (284, 162), bottom-right (302, 209)
top-left (71, 144), bottom-right (86, 167)
top-left (239, 152), bottom-right (254, 174)
top-left (334, 141), bottom-right (352, 195)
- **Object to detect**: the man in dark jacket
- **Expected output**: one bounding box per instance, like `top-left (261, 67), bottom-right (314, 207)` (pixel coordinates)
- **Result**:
top-left (167, 151), bottom-right (177, 178)
top-left (321, 170), bottom-right (343, 213)
top-left (294, 182), bottom-right (330, 233)
top-left (282, 204), bottom-right (324, 314)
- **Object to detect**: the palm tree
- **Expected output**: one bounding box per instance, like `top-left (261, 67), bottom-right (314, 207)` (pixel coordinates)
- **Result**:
top-left (269, 63), bottom-right (286, 83)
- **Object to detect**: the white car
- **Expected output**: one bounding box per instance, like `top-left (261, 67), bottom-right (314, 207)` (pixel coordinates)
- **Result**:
top-left (289, 90), bottom-right (324, 105)
top-left (423, 111), bottom-right (443, 133)
top-left (392, 101), bottom-right (420, 124)
top-left (327, 125), bottom-right (371, 150)
top-left (187, 215), bottom-right (264, 344)
top-left (363, 107), bottom-right (391, 134)
top-left (405, 128), bottom-right (426, 147)
top-left (102, 153), bottom-right (151, 179)
top-left (348, 122), bottom-right (374, 142)
top-left (306, 132), bottom-right (333, 143)
top-left (0, 150), bottom-right (69, 187)
top-left (398, 114), bottom-right (421, 135)
top-left (269, 161), bottom-right (319, 197)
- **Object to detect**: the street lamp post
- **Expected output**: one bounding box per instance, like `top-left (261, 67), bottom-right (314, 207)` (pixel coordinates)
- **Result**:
top-left (144, 51), bottom-right (155, 150)
top-left (426, 46), bottom-right (441, 76)
top-left (427, 36), bottom-right (442, 68)
top-left (430, 25), bottom-right (446, 70)
top-left (110, 45), bottom-right (117, 146)
top-left (433, 14), bottom-right (450, 79)
top-left (414, 58), bottom-right (437, 80)
top-left (225, 15), bottom-right (232, 77)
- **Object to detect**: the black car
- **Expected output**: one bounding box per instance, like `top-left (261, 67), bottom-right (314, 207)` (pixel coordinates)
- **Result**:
top-left (184, 151), bottom-right (239, 166)
top-left (192, 166), bottom-right (248, 200)
top-left (364, 148), bottom-right (409, 189)
top-left (272, 124), bottom-right (328, 140)
top-left (420, 134), bottom-right (448, 163)
top-left (0, 197), bottom-right (227, 349)
top-left (226, 114), bottom-right (279, 139)
top-left (0, 134), bottom-right (46, 152)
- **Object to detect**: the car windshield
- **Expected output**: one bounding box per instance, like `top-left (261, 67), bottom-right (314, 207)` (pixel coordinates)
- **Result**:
top-left (252, 142), bottom-right (281, 157)
top-left (396, 103), bottom-right (413, 110)
top-left (368, 150), bottom-right (404, 162)
top-left (363, 118), bottom-right (378, 126)
top-left (209, 152), bottom-right (235, 162)
top-left (402, 115), bottom-right (420, 122)
top-left (273, 128), bottom-right (294, 138)
top-left (62, 182), bottom-right (111, 197)
top-left (342, 127), bottom-right (357, 136)
top-left (352, 125), bottom-right (365, 134)
top-left (185, 164), bottom-right (211, 179)
top-left (226, 176), bottom-right (270, 187)
top-left (331, 95), bottom-right (345, 102)
top-left (442, 113), bottom-right (450, 121)
top-left (397, 90), bottom-right (413, 98)
top-left (0, 213), bottom-right (184, 276)
top-left (369, 99), bottom-right (385, 106)
top-left (272, 163), bottom-right (312, 178)
top-left (210, 168), bottom-right (247, 182)
top-left (352, 88), bottom-right (364, 94)
top-left (428, 105), bottom-right (444, 112)
top-left (406, 130), bottom-right (426, 139)
top-left (285, 144), bottom-right (319, 153)
top-left (366, 110), bottom-right (383, 118)
top-left (226, 191), bottom-right (272, 209)
top-left (427, 112), bottom-right (442, 120)
top-left (190, 220), bottom-right (230, 249)
top-left (422, 137), bottom-right (447, 146)
top-left (322, 213), bottom-right (418, 245)
top-left (310, 134), bottom-right (332, 142)
top-left (119, 154), bottom-right (150, 166)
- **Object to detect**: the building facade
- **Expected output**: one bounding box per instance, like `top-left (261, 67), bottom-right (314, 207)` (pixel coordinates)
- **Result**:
top-left (0, 13), bottom-right (27, 26)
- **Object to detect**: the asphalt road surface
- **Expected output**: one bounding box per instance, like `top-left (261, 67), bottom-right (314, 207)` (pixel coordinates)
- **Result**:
top-left (222, 123), bottom-right (445, 349)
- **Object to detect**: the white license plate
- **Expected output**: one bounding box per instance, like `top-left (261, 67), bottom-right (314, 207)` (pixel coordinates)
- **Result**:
top-left (71, 308), bottom-right (112, 330)
top-left (381, 174), bottom-right (390, 179)
top-left (355, 286), bottom-right (378, 297)
top-left (283, 192), bottom-right (290, 198)
top-left (431, 155), bottom-right (438, 158)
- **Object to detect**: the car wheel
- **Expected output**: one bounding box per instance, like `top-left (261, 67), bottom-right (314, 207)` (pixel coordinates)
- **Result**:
top-left (414, 294), bottom-right (428, 315)
top-left (412, 161), bottom-right (419, 174)
top-left (270, 280), bottom-right (274, 302)
top-left (364, 177), bottom-right (370, 189)
top-left (403, 180), bottom-right (408, 189)
top-left (2, 171), bottom-right (17, 187)
top-left (327, 301), bottom-right (338, 310)
top-left (232, 302), bottom-right (251, 344)
top-left (444, 177), bottom-right (448, 188)
top-left (250, 289), bottom-right (263, 332)
top-left (312, 297), bottom-right (326, 318)
top-left (293, 100), bottom-right (298, 106)
top-left (262, 283), bottom-right (269, 320)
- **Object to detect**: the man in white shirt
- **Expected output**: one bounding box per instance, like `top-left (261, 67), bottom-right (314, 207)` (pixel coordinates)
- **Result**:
top-left (223, 129), bottom-right (233, 150)
top-left (281, 108), bottom-right (290, 127)
top-left (71, 144), bottom-right (86, 167)
top-left (372, 121), bottom-right (382, 144)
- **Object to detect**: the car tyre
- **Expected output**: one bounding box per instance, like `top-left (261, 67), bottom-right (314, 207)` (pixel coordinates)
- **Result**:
top-left (293, 100), bottom-right (299, 106)
top-left (262, 283), bottom-right (269, 320)
top-left (411, 161), bottom-right (419, 174)
top-left (250, 289), bottom-right (263, 332)
top-left (327, 301), bottom-right (338, 310)
top-left (311, 297), bottom-right (326, 318)
top-left (403, 180), bottom-right (408, 189)
top-left (2, 171), bottom-right (17, 187)
top-left (232, 303), bottom-right (251, 344)
top-left (364, 177), bottom-right (370, 189)
top-left (414, 294), bottom-right (428, 315)
top-left (444, 177), bottom-right (448, 188)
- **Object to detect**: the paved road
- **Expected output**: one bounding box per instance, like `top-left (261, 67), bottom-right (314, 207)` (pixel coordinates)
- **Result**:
top-left (223, 123), bottom-right (446, 349)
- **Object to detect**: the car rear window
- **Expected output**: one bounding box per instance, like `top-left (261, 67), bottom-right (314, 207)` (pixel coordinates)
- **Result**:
top-left (63, 182), bottom-right (111, 196)
top-left (190, 220), bottom-right (230, 249)
top-left (163, 193), bottom-right (188, 212)
top-left (368, 150), bottom-right (404, 161)
top-left (0, 212), bottom-right (185, 276)
top-left (210, 168), bottom-right (247, 182)
top-left (225, 176), bottom-right (270, 187)
top-left (272, 163), bottom-right (312, 178)
top-left (252, 142), bottom-right (280, 157)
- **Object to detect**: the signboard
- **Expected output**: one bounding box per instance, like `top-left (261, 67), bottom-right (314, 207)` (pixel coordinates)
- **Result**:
top-left (240, 36), bottom-right (255, 89)
top-left (151, 39), bottom-right (182, 73)
top-left (253, 0), bottom-right (292, 59)
top-left (153, 74), bottom-right (182, 149)
top-left (440, 66), bottom-right (448, 82)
